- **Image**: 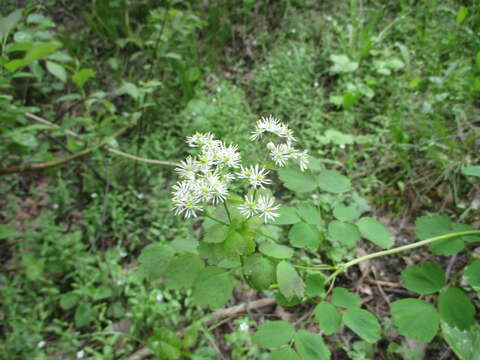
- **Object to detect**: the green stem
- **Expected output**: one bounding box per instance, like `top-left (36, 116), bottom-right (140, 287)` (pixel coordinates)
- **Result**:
top-left (326, 230), bottom-right (480, 285)
top-left (223, 202), bottom-right (232, 223)
top-left (203, 213), bottom-right (229, 226)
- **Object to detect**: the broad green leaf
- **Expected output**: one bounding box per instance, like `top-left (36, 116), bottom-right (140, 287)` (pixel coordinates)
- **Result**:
top-left (328, 221), bottom-right (360, 248)
top-left (333, 204), bottom-right (361, 222)
top-left (138, 243), bottom-right (175, 281)
top-left (268, 347), bottom-right (301, 360)
top-left (464, 260), bottom-right (480, 288)
top-left (259, 242), bottom-right (294, 259)
top-left (93, 285), bottom-right (112, 300)
top-left (305, 273), bottom-right (327, 298)
top-left (0, 224), bottom-right (17, 239)
top-left (288, 222), bottom-right (321, 251)
top-left (456, 6), bottom-right (468, 24)
top-left (243, 253), bottom-right (276, 290)
top-left (416, 215), bottom-right (465, 255)
top-left (332, 287), bottom-right (361, 309)
top-left (296, 204), bottom-right (323, 226)
top-left (400, 262), bottom-right (445, 294)
top-left (5, 42), bottom-right (62, 71)
top-left (165, 253), bottom-right (204, 290)
top-left (204, 223), bottom-right (229, 244)
top-left (277, 261), bottom-right (304, 300)
top-left (252, 321), bottom-right (295, 348)
top-left (343, 308), bottom-right (381, 343)
top-left (314, 302), bottom-right (342, 335)
top-left (357, 217), bottom-right (394, 249)
top-left (273, 206), bottom-right (301, 225)
top-left (441, 321), bottom-right (480, 360)
top-left (390, 298), bottom-right (440, 343)
top-left (60, 292), bottom-right (79, 310)
top-left (75, 302), bottom-right (95, 327)
top-left (0, 10), bottom-right (22, 41)
top-left (192, 267), bottom-right (235, 309)
top-left (72, 68), bottom-right (96, 87)
top-left (149, 327), bottom-right (182, 360)
top-left (461, 165), bottom-right (480, 177)
top-left (46, 61), bottom-right (67, 82)
top-left (294, 330), bottom-right (331, 360)
top-left (438, 288), bottom-right (475, 330)
top-left (330, 54), bottom-right (359, 73)
top-left (117, 81), bottom-right (140, 100)
top-left (278, 168), bottom-right (317, 193)
top-left (275, 292), bottom-right (302, 307)
top-left (223, 230), bottom-right (255, 256)
top-left (317, 170), bottom-right (351, 194)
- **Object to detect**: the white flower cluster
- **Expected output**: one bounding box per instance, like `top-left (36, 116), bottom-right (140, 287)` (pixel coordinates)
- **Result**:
top-left (172, 116), bottom-right (309, 222)
top-left (252, 116), bottom-right (309, 171)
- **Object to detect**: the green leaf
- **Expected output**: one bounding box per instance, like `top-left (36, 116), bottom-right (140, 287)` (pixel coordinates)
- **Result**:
top-left (305, 273), bottom-right (327, 298)
top-left (117, 81), bottom-right (141, 100)
top-left (224, 230), bottom-right (255, 256)
top-left (356, 217), bottom-right (394, 249)
top-left (0, 10), bottom-right (22, 41)
top-left (400, 261), bottom-right (445, 294)
top-left (243, 253), bottom-right (276, 290)
top-left (332, 287), bottom-right (361, 309)
top-left (328, 221), bottom-right (360, 248)
top-left (149, 327), bottom-right (182, 360)
top-left (294, 330), bottom-right (331, 360)
top-left (296, 204), bottom-right (323, 226)
top-left (259, 242), bottom-right (294, 259)
top-left (343, 308), bottom-right (381, 343)
top-left (75, 302), bottom-right (95, 327)
top-left (288, 222), bottom-right (321, 251)
top-left (438, 288), bottom-right (475, 330)
top-left (5, 42), bottom-right (62, 72)
top-left (333, 204), bottom-right (361, 222)
top-left (273, 206), bottom-right (301, 225)
top-left (60, 292), bottom-right (79, 310)
top-left (204, 223), bottom-right (229, 244)
top-left (453, 223), bottom-right (480, 243)
top-left (317, 170), bottom-right (351, 194)
top-left (441, 321), bottom-right (480, 360)
top-left (277, 261), bottom-right (304, 300)
top-left (330, 54), bottom-right (359, 73)
top-left (461, 165), bottom-right (480, 177)
top-left (72, 68), bottom-right (96, 87)
top-left (278, 167), bottom-right (317, 193)
top-left (192, 267), bottom-right (235, 309)
top-left (46, 61), bottom-right (67, 82)
top-left (268, 347), bottom-right (301, 360)
top-left (138, 243), bottom-right (175, 281)
top-left (456, 6), bottom-right (468, 25)
top-left (314, 302), bottom-right (342, 335)
top-left (390, 298), bottom-right (440, 343)
top-left (165, 253), bottom-right (204, 290)
top-left (252, 321), bottom-right (296, 348)
top-left (415, 214), bottom-right (452, 239)
top-left (0, 224), bottom-right (17, 239)
top-left (464, 260), bottom-right (480, 288)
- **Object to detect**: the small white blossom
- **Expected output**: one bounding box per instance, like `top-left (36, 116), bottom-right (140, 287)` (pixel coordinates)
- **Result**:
top-left (215, 143), bottom-right (241, 168)
top-left (186, 132), bottom-right (214, 148)
top-left (137, 193), bottom-right (145, 199)
top-left (120, 251), bottom-right (128, 258)
top-left (294, 151), bottom-right (309, 171)
top-left (256, 195), bottom-right (280, 222)
top-left (37, 341), bottom-right (46, 349)
top-left (175, 156), bottom-right (199, 180)
top-left (237, 165), bottom-right (271, 189)
top-left (116, 279), bottom-right (125, 286)
top-left (52, 203), bottom-right (59, 209)
top-left (239, 322), bottom-right (249, 332)
top-left (90, 193), bottom-right (98, 199)
top-left (269, 143), bottom-right (292, 167)
top-left (156, 292), bottom-right (164, 302)
top-left (76, 350), bottom-right (85, 359)
top-left (237, 195), bottom-right (257, 218)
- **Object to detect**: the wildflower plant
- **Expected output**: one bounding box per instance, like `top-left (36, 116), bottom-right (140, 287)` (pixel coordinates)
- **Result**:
top-left (161, 116), bottom-right (480, 358)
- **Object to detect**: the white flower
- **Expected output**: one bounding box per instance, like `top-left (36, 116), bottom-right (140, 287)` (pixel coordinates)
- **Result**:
top-left (90, 193), bottom-right (98, 199)
top-left (256, 195), bottom-right (280, 222)
top-left (294, 151), bottom-right (309, 171)
top-left (215, 143), bottom-right (241, 168)
top-left (237, 194), bottom-right (257, 218)
top-left (76, 350), bottom-right (85, 359)
top-left (172, 181), bottom-right (203, 218)
top-left (156, 292), bottom-right (164, 302)
top-left (37, 341), bottom-right (46, 349)
top-left (137, 193), bottom-right (145, 199)
top-left (52, 203), bottom-right (59, 209)
top-left (269, 143), bottom-right (291, 167)
top-left (239, 322), bottom-right (249, 332)
top-left (237, 165), bottom-right (271, 189)
top-left (120, 251), bottom-right (128, 258)
top-left (175, 156), bottom-right (199, 180)
top-left (251, 116), bottom-right (296, 143)
top-left (186, 132), bottom-right (214, 147)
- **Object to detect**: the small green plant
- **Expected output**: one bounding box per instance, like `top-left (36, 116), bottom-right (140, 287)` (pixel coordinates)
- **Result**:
top-left (142, 115), bottom-right (480, 359)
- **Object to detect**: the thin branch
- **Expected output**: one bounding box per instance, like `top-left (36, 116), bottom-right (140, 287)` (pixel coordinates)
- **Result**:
top-left (107, 148), bottom-right (178, 166)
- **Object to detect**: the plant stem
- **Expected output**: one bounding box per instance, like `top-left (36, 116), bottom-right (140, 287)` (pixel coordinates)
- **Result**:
top-left (223, 202), bottom-right (232, 223)
top-left (325, 230), bottom-right (480, 285)
top-left (203, 213), bottom-right (229, 226)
